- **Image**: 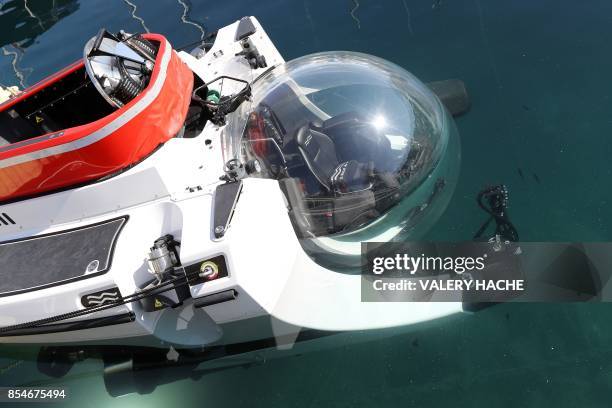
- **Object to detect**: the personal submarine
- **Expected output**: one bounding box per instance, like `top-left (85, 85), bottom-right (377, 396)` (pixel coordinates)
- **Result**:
top-left (0, 16), bottom-right (481, 395)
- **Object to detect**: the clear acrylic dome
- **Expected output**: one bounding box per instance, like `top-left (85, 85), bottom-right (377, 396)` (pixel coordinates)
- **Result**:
top-left (229, 51), bottom-right (460, 269)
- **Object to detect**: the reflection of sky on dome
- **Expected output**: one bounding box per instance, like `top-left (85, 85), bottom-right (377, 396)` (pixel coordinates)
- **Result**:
top-left (371, 114), bottom-right (387, 129)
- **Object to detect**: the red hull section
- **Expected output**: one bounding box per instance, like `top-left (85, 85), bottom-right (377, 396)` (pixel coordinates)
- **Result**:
top-left (0, 34), bottom-right (194, 202)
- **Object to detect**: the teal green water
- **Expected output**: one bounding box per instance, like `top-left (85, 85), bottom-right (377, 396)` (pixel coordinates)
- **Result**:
top-left (2, 0), bottom-right (612, 406)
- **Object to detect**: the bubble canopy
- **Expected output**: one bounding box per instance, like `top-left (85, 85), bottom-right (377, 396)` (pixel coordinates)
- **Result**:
top-left (229, 52), bottom-right (460, 267)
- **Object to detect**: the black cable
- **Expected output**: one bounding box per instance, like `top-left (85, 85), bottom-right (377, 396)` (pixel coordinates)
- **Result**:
top-left (473, 185), bottom-right (519, 242)
top-left (175, 31), bottom-right (218, 51)
top-left (473, 216), bottom-right (493, 239)
top-left (0, 267), bottom-right (202, 334)
top-left (192, 75), bottom-right (251, 125)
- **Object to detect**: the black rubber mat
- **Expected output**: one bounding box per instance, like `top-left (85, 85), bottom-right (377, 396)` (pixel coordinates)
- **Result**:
top-left (0, 217), bottom-right (126, 296)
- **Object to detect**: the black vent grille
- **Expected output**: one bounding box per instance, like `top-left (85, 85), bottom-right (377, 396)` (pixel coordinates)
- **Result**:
top-left (0, 213), bottom-right (15, 225)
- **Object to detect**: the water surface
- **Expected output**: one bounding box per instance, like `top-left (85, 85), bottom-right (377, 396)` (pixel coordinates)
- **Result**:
top-left (1, 1), bottom-right (612, 406)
